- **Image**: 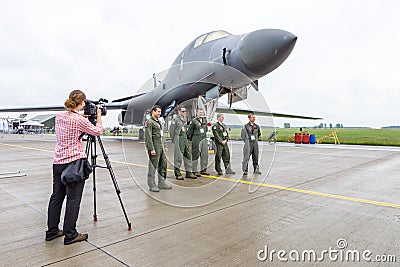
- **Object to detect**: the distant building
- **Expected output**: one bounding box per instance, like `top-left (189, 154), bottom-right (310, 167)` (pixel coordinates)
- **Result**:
top-left (10, 114), bottom-right (28, 130)
top-left (12, 114), bottom-right (57, 134)
top-left (29, 114), bottom-right (56, 129)
top-left (20, 120), bottom-right (44, 133)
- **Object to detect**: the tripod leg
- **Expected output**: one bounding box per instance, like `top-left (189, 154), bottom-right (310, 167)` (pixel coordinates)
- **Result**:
top-left (92, 137), bottom-right (99, 221)
top-left (87, 136), bottom-right (98, 221)
top-left (97, 136), bottom-right (132, 230)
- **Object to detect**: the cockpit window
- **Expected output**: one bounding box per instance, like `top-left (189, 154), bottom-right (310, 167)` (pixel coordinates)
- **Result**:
top-left (194, 34), bottom-right (207, 48)
top-left (204, 31), bottom-right (230, 43)
top-left (193, 31), bottom-right (231, 48)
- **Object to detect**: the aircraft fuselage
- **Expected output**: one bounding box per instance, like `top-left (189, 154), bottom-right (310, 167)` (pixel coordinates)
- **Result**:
top-left (120, 29), bottom-right (297, 126)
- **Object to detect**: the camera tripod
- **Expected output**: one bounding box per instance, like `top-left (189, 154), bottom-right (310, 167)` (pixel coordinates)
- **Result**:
top-left (84, 134), bottom-right (132, 231)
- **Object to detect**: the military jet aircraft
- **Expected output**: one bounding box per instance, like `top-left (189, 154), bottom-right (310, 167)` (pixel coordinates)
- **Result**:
top-left (0, 28), bottom-right (321, 124)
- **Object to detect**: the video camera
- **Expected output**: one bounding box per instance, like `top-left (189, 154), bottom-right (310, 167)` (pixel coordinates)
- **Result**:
top-left (84, 98), bottom-right (108, 124)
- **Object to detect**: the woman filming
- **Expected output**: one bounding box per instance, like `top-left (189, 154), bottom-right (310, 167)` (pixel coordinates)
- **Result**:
top-left (45, 89), bottom-right (103, 245)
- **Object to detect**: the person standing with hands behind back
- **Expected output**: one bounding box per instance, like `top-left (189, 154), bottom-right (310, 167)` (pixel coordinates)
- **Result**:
top-left (169, 105), bottom-right (196, 180)
top-left (212, 113), bottom-right (235, 175)
top-left (241, 113), bottom-right (262, 175)
top-left (187, 108), bottom-right (209, 176)
top-left (46, 89), bottom-right (104, 245)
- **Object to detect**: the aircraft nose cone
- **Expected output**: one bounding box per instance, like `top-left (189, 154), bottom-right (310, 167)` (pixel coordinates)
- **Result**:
top-left (240, 29), bottom-right (297, 76)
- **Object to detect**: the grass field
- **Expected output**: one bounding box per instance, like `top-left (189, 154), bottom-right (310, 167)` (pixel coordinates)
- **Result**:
top-left (103, 127), bottom-right (400, 146)
top-left (227, 127), bottom-right (400, 146)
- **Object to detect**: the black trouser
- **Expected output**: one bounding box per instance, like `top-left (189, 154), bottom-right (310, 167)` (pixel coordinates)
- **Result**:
top-left (46, 163), bottom-right (85, 242)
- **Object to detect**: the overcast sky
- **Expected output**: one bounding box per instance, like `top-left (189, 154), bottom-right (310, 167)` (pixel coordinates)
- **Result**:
top-left (0, 0), bottom-right (399, 128)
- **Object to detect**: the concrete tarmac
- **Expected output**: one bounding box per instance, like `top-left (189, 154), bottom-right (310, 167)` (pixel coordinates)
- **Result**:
top-left (0, 134), bottom-right (399, 266)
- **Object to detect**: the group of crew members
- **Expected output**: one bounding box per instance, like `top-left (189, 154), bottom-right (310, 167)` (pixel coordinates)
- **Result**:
top-left (144, 105), bottom-right (263, 192)
top-left (44, 90), bottom-right (266, 245)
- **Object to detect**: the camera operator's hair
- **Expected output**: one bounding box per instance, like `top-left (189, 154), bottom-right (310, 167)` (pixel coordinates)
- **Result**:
top-left (65, 90), bottom-right (86, 111)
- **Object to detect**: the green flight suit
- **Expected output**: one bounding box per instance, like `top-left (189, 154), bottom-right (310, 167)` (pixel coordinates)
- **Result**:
top-left (169, 115), bottom-right (192, 177)
top-left (212, 122), bottom-right (231, 173)
top-left (187, 117), bottom-right (208, 173)
top-left (241, 122), bottom-right (261, 172)
top-left (145, 117), bottom-right (167, 188)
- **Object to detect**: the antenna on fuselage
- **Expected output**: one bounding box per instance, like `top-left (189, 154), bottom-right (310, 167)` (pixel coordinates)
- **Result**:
top-left (153, 73), bottom-right (157, 88)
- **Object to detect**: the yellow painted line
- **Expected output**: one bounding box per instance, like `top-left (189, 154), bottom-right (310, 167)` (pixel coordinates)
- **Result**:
top-left (2, 141), bottom-right (400, 209)
top-left (109, 159), bottom-right (148, 168)
top-left (112, 160), bottom-right (400, 209)
top-left (0, 142), bottom-right (54, 153)
top-left (235, 179), bottom-right (400, 209)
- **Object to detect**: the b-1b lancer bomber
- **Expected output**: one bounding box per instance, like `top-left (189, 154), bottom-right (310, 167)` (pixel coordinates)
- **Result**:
top-left (0, 28), bottom-right (320, 124)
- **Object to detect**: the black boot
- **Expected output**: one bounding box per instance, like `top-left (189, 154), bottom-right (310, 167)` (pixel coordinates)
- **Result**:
top-left (254, 166), bottom-right (261, 174)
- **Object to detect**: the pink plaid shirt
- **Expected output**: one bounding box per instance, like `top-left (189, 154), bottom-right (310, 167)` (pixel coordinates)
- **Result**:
top-left (53, 111), bottom-right (104, 164)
